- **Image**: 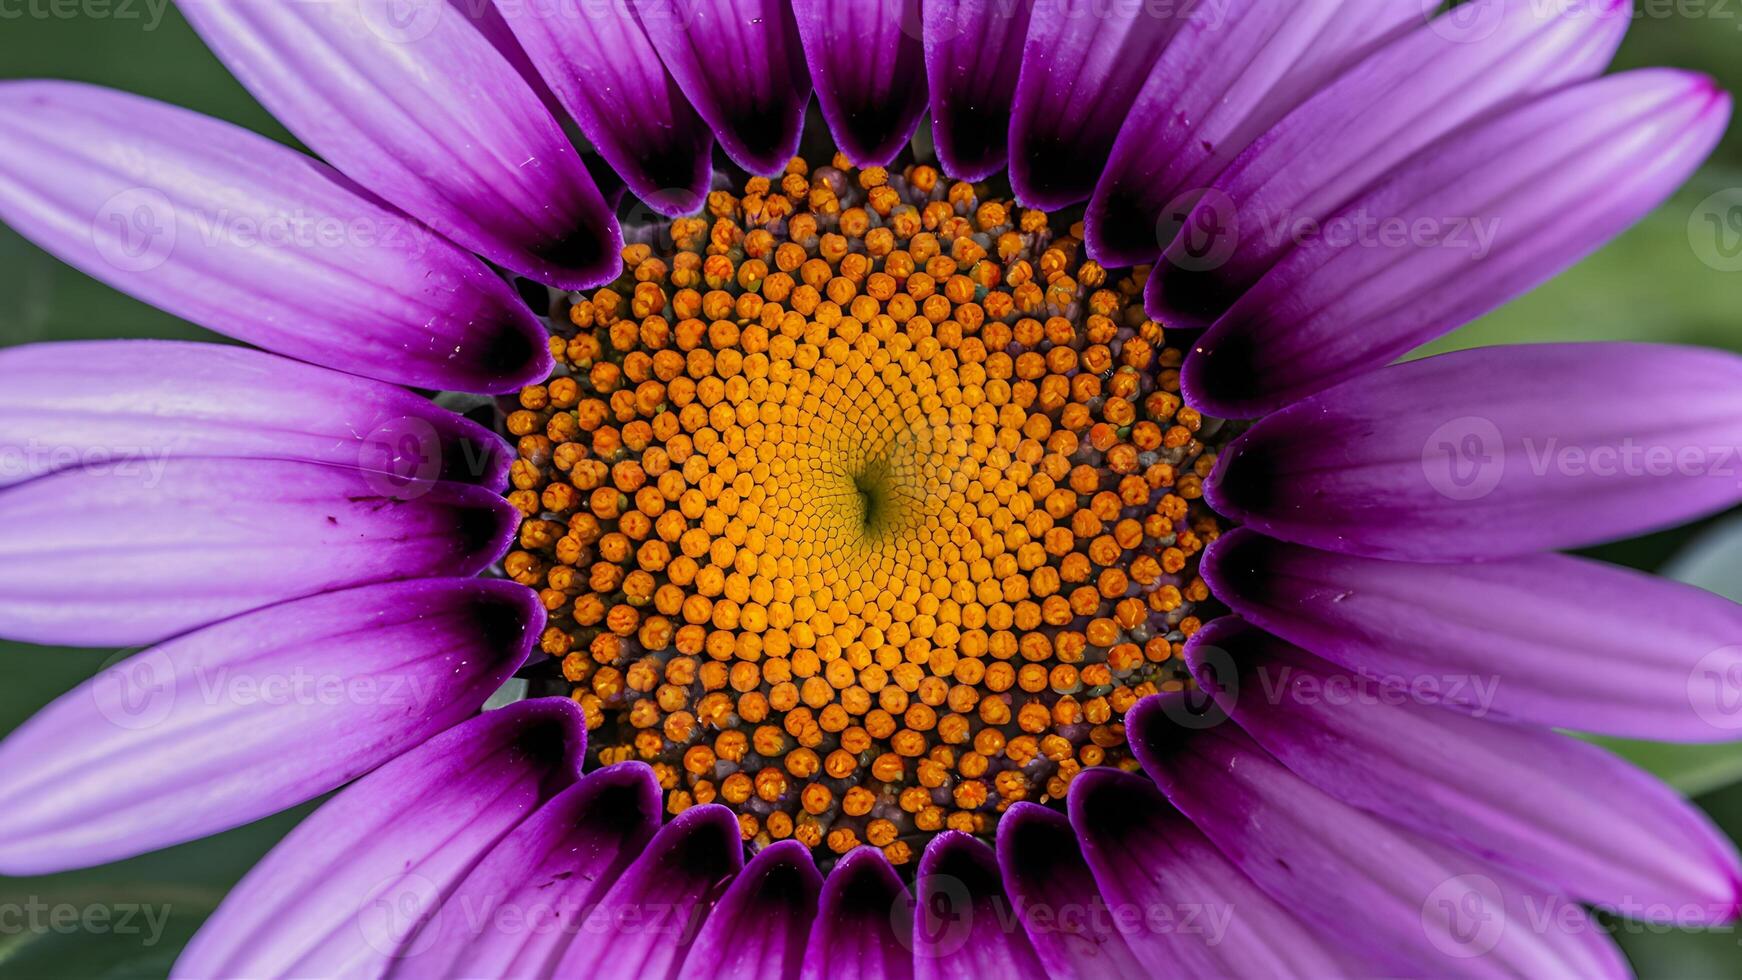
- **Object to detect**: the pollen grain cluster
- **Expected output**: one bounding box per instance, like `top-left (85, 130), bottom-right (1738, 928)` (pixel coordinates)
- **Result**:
top-left (505, 156), bottom-right (1228, 866)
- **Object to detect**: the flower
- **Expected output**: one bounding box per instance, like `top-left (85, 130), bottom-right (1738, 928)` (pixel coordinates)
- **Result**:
top-left (0, 0), bottom-right (1739, 976)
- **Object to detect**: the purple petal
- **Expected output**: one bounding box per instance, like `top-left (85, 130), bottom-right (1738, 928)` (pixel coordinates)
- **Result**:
top-left (1127, 697), bottom-right (1629, 977)
top-left (394, 762), bottom-right (663, 977)
top-left (1186, 69), bottom-right (1729, 417)
top-left (1208, 343), bottom-right (1742, 561)
top-left (800, 847), bottom-right (914, 980)
top-left (0, 579), bottom-right (538, 876)
top-left (1085, 0), bottom-right (1417, 266)
top-left (682, 839), bottom-right (822, 980)
top-left (1203, 528), bottom-right (1742, 743)
top-left (914, 832), bottom-right (1045, 980)
top-left (553, 804), bottom-right (744, 979)
top-left (176, 0), bottom-right (620, 289)
top-left (632, 0), bottom-right (812, 175)
top-left (793, 0), bottom-right (927, 167)
top-left (453, 0), bottom-right (571, 119)
top-left (0, 81), bottom-right (552, 392)
top-left (0, 458), bottom-right (517, 647)
top-left (173, 698), bottom-right (587, 978)
top-left (1067, 769), bottom-right (1359, 977)
top-left (1148, 0), bottom-right (1632, 328)
top-left (493, 0), bottom-right (715, 215)
top-left (923, 0), bottom-right (1036, 181)
top-left (994, 803), bottom-right (1144, 980)
top-left (0, 341), bottom-right (510, 491)
top-left (1183, 616), bottom-right (1742, 924)
top-left (1008, 0), bottom-right (1197, 209)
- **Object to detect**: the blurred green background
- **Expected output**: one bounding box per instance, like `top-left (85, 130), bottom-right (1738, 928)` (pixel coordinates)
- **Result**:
top-left (2, 3), bottom-right (1742, 976)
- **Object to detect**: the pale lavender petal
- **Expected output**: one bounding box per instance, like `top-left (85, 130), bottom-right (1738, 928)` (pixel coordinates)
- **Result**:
top-left (1148, 0), bottom-right (1631, 327)
top-left (554, 804), bottom-right (744, 979)
top-left (800, 847), bottom-right (914, 980)
top-left (1203, 528), bottom-right (1742, 743)
top-left (632, 0), bottom-right (812, 175)
top-left (0, 458), bottom-right (517, 646)
top-left (1184, 616), bottom-right (1742, 924)
top-left (494, 0), bottom-right (714, 215)
top-left (1008, 0), bottom-right (1198, 208)
top-left (173, 698), bottom-right (587, 978)
top-left (1085, 0), bottom-right (1417, 266)
top-left (394, 762), bottom-right (663, 978)
top-left (1067, 769), bottom-right (1359, 977)
top-left (792, 0), bottom-right (927, 167)
top-left (681, 840), bottom-right (822, 980)
top-left (1208, 344), bottom-right (1742, 561)
top-left (994, 803), bottom-right (1144, 980)
top-left (0, 579), bottom-right (538, 876)
top-left (924, 0), bottom-right (1035, 181)
top-left (1128, 697), bottom-right (1629, 977)
top-left (177, 0), bottom-right (620, 289)
top-left (0, 81), bottom-right (552, 392)
top-left (0, 341), bottom-right (510, 491)
top-left (914, 832), bottom-right (1044, 980)
top-left (1185, 70), bottom-right (1729, 417)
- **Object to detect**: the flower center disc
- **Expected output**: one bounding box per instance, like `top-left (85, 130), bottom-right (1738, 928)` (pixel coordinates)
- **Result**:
top-left (505, 155), bottom-right (1229, 867)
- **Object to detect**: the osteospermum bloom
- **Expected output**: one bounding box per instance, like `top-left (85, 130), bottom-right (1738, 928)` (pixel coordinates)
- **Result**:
top-left (2, 0), bottom-right (1741, 975)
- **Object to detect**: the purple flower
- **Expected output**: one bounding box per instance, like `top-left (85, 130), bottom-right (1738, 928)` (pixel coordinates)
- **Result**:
top-left (0, 0), bottom-right (1739, 976)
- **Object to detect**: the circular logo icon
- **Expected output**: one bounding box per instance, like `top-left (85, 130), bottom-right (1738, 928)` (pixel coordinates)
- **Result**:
top-left (93, 187), bottom-right (177, 274)
top-left (1164, 189), bottom-right (1239, 273)
top-left (92, 647), bottom-right (179, 731)
top-left (1689, 188), bottom-right (1742, 273)
top-left (358, 0), bottom-right (443, 44)
top-left (1161, 647), bottom-right (1235, 731)
top-left (1420, 416), bottom-right (1505, 502)
top-left (1689, 645), bottom-right (1742, 733)
top-left (906, 873), bottom-right (973, 959)
top-left (1425, 0), bottom-right (1505, 43)
top-left (357, 872), bottom-right (443, 957)
top-left (1421, 873), bottom-right (1506, 959)
top-left (359, 416), bottom-right (445, 499)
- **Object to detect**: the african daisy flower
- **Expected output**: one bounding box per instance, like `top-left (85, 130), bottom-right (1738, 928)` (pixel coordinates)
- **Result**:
top-left (0, 0), bottom-right (1740, 975)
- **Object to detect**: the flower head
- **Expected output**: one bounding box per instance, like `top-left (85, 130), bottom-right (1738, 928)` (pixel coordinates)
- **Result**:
top-left (0, 0), bottom-right (1739, 976)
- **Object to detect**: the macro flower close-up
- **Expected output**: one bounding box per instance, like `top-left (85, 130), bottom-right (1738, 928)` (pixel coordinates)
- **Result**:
top-left (5, 0), bottom-right (1742, 976)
